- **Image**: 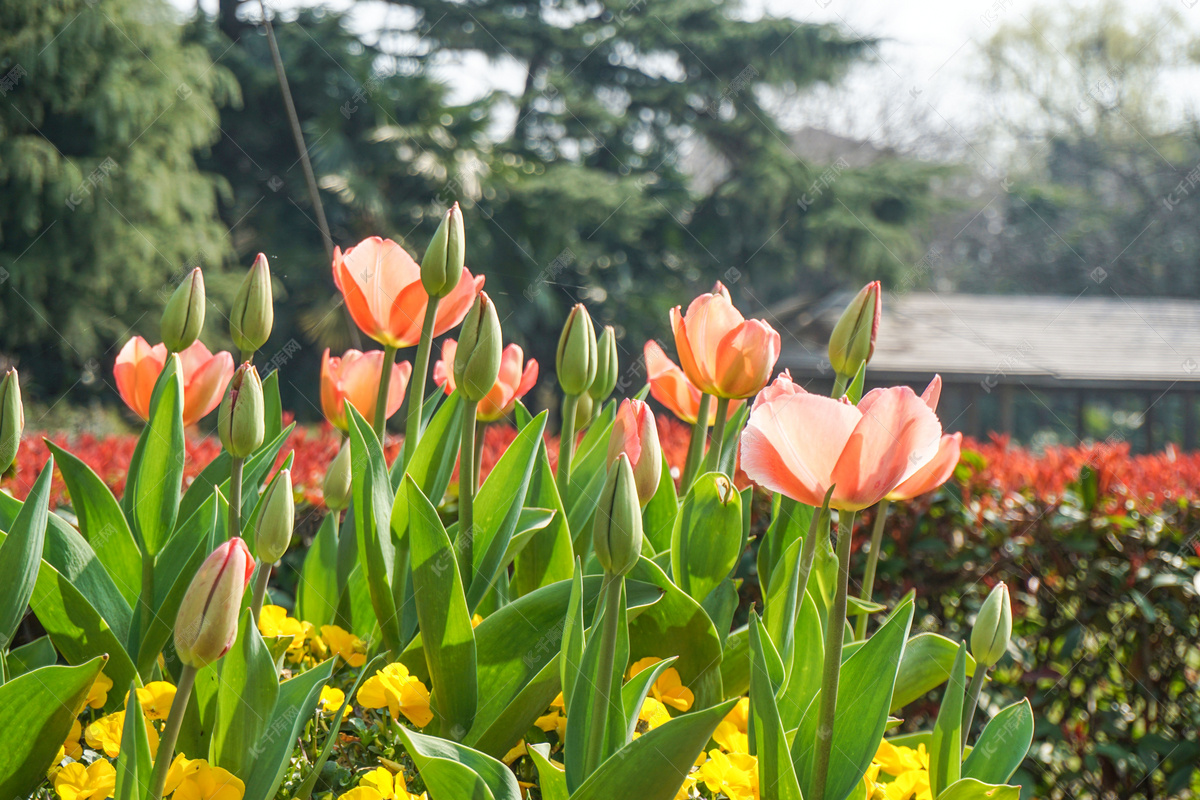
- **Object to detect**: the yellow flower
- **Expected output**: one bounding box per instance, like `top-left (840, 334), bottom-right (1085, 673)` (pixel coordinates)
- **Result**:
top-left (135, 681), bottom-right (178, 721)
top-left (360, 767), bottom-right (399, 799)
top-left (319, 686), bottom-right (345, 713)
top-left (627, 657), bottom-right (694, 712)
top-left (164, 754), bottom-right (201, 797)
top-left (321, 624), bottom-right (367, 667)
top-left (723, 696), bottom-right (750, 733)
top-left (53, 760), bottom-right (116, 800)
top-left (304, 622), bottom-right (329, 661)
top-left (171, 761), bottom-right (245, 800)
top-left (471, 614), bottom-right (484, 628)
top-left (696, 749), bottom-right (755, 800)
top-left (85, 711), bottom-right (159, 759)
top-left (86, 671), bottom-right (114, 709)
top-left (62, 719), bottom-right (83, 760)
top-left (875, 741), bottom-right (932, 800)
top-left (259, 605), bottom-right (305, 639)
top-left (712, 720), bottom-right (749, 754)
top-left (340, 789), bottom-right (383, 800)
top-left (357, 663), bottom-right (434, 727)
top-left (638, 697), bottom-right (671, 732)
top-left (535, 708), bottom-right (567, 739)
top-left (502, 741), bottom-right (527, 765)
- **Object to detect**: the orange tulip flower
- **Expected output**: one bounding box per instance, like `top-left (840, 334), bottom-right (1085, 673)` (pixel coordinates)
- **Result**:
top-left (739, 371), bottom-right (943, 511)
top-left (321, 348), bottom-right (413, 431)
top-left (643, 340), bottom-right (742, 426)
top-left (332, 236), bottom-right (484, 348)
top-left (670, 282), bottom-right (781, 399)
top-left (432, 338), bottom-right (538, 422)
top-left (887, 375), bottom-right (962, 501)
top-left (114, 336), bottom-right (233, 426)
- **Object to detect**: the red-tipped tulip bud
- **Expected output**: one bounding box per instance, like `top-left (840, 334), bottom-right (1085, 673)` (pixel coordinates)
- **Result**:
top-left (828, 280), bottom-right (881, 379)
top-left (607, 399), bottom-right (660, 506)
top-left (593, 454), bottom-right (644, 577)
top-left (256, 468), bottom-right (294, 564)
top-left (589, 325), bottom-right (618, 401)
top-left (971, 582), bottom-right (1012, 668)
top-left (556, 304), bottom-right (597, 396)
top-left (161, 268), bottom-right (206, 353)
top-left (0, 369), bottom-right (22, 475)
top-left (231, 253), bottom-right (274, 354)
top-left (218, 363), bottom-right (264, 458)
top-left (174, 538), bottom-right (254, 668)
top-left (323, 442), bottom-right (353, 512)
top-left (421, 202), bottom-right (466, 298)
top-left (453, 291), bottom-right (503, 402)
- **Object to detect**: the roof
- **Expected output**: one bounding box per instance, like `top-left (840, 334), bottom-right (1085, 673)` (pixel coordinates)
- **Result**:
top-left (777, 292), bottom-right (1200, 389)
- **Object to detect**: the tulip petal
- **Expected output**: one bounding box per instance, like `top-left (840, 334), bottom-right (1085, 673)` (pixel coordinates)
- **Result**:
top-left (712, 319), bottom-right (781, 398)
top-left (181, 349), bottom-right (234, 426)
top-left (920, 374), bottom-right (942, 411)
top-left (334, 244), bottom-right (383, 343)
top-left (432, 338), bottom-right (457, 394)
top-left (432, 270), bottom-right (485, 338)
top-left (888, 432), bottom-right (962, 501)
top-left (645, 339), bottom-right (705, 424)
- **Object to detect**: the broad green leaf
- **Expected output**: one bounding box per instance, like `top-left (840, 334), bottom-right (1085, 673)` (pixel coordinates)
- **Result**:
top-left (391, 389), bottom-right (464, 497)
top-left (348, 406), bottom-right (401, 652)
top-left (570, 698), bottom-right (737, 800)
top-left (115, 684), bottom-right (153, 800)
top-left (961, 699), bottom-right (1034, 786)
top-left (892, 633), bottom-right (978, 712)
top-left (719, 625), bottom-right (750, 699)
top-left (466, 412), bottom-right (546, 610)
top-left (243, 659), bottom-right (336, 800)
top-left (936, 778), bottom-right (1021, 800)
top-left (641, 454), bottom-right (678, 553)
top-left (566, 402), bottom-right (618, 544)
top-left (757, 495), bottom-right (813, 598)
top-left (296, 511), bottom-right (340, 627)
top-left (7, 635), bottom-right (56, 677)
top-left (406, 475), bottom-right (477, 739)
top-left (178, 660), bottom-right (220, 758)
top-left (560, 566), bottom-right (586, 716)
top-left (511, 446), bottom-right (574, 597)
top-left (527, 743), bottom-right (568, 800)
top-left (671, 472), bottom-right (742, 603)
top-left (777, 589), bottom-right (824, 730)
top-left (394, 723), bottom-right (522, 800)
top-left (621, 656), bottom-right (677, 744)
top-left (499, 508), bottom-right (557, 567)
top-left (210, 608), bottom-right (280, 778)
top-left (125, 358), bottom-right (184, 556)
top-left (45, 441), bottom-right (140, 606)
top-left (750, 616), bottom-right (802, 800)
top-left (929, 642), bottom-right (968, 797)
top-left (0, 656), bottom-right (106, 797)
top-left (701, 578), bottom-right (739, 652)
top-left (0, 459), bottom-right (51, 649)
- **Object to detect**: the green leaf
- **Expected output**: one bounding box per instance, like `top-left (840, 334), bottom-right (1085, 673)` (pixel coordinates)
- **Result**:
top-left (115, 683), bottom-right (153, 800)
top-left (0, 458), bottom-right (51, 649)
top-left (671, 472), bottom-right (742, 603)
top-left (929, 642), bottom-right (968, 797)
top-left (405, 475), bottom-right (477, 739)
top-left (961, 700), bottom-right (1034, 786)
top-left (570, 698), bottom-right (737, 800)
top-left (757, 495), bottom-right (813, 599)
top-left (348, 406), bottom-right (401, 653)
top-left (466, 412), bottom-right (546, 609)
top-left (0, 656), bottom-right (106, 797)
top-left (262, 369), bottom-right (283, 444)
top-left (641, 454), bottom-right (678, 553)
top-left (777, 589), bottom-right (824, 730)
top-left (393, 723), bottom-right (522, 800)
top-left (719, 625), bottom-right (750, 699)
top-left (621, 656), bottom-right (677, 743)
top-left (717, 403), bottom-right (749, 475)
top-left (527, 743), bottom-right (569, 800)
top-left (296, 511), bottom-right (340, 627)
top-left (7, 635), bottom-right (57, 676)
top-left (210, 608), bottom-right (280, 779)
top-left (936, 778), bottom-right (1021, 800)
top-left (391, 389), bottom-right (464, 497)
top-left (243, 658), bottom-right (336, 800)
top-left (749, 616), bottom-right (802, 800)
top-left (565, 403), bottom-right (618, 544)
top-left (560, 566), bottom-right (586, 715)
top-left (45, 441), bottom-right (141, 606)
top-left (125, 359), bottom-right (184, 556)
top-left (892, 633), bottom-right (978, 712)
top-left (512, 445), bottom-right (574, 597)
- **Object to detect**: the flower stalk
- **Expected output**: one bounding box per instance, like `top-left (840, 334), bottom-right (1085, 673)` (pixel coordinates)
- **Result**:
top-left (856, 499), bottom-right (890, 640)
top-left (680, 393), bottom-right (712, 491)
top-left (813, 509), bottom-right (855, 800)
top-left (400, 295), bottom-right (440, 469)
top-left (147, 663), bottom-right (196, 800)
top-left (702, 396), bottom-right (731, 474)
top-left (373, 344), bottom-right (399, 441)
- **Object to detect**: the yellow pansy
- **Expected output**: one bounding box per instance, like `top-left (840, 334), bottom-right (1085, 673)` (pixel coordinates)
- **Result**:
top-left (712, 720), bottom-right (749, 754)
top-left (638, 697), bottom-right (672, 733)
top-left (357, 663), bottom-right (434, 727)
top-left (135, 681), bottom-right (178, 721)
top-left (471, 614), bottom-right (484, 628)
top-left (303, 622), bottom-right (329, 661)
top-left (723, 696), bottom-right (750, 733)
top-left (321, 624), bottom-right (367, 668)
top-left (360, 767), bottom-right (400, 799)
top-left (163, 754), bottom-right (201, 797)
top-left (170, 761), bottom-right (245, 800)
top-left (259, 605), bottom-right (304, 639)
top-left (86, 671), bottom-right (114, 709)
top-left (502, 741), bottom-right (527, 765)
top-left (53, 760), bottom-right (116, 800)
top-left (674, 770), bottom-right (698, 800)
top-left (875, 740), bottom-right (932, 800)
top-left (62, 718), bottom-right (83, 760)
top-left (85, 711), bottom-right (159, 758)
top-left (627, 657), bottom-right (694, 712)
top-left (859, 761), bottom-right (883, 800)
top-left (696, 749), bottom-right (755, 800)
top-left (319, 686), bottom-right (345, 713)
top-left (340, 789), bottom-right (383, 800)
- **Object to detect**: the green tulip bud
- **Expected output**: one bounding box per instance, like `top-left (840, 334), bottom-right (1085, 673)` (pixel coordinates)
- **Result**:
top-left (0, 369), bottom-right (23, 475)
top-left (971, 582), bottom-right (1012, 668)
top-left (556, 303), bottom-right (597, 396)
top-left (230, 253), bottom-right (274, 355)
top-left (218, 363), bottom-right (264, 458)
top-left (161, 268), bottom-right (206, 353)
top-left (589, 325), bottom-right (618, 401)
top-left (323, 442), bottom-right (353, 512)
top-left (421, 202), bottom-right (465, 298)
top-left (454, 291), bottom-right (503, 402)
top-left (574, 392), bottom-right (594, 431)
top-left (593, 454), bottom-right (644, 577)
top-left (256, 467), bottom-right (294, 564)
top-left (174, 538), bottom-right (254, 668)
top-left (828, 280), bottom-right (881, 379)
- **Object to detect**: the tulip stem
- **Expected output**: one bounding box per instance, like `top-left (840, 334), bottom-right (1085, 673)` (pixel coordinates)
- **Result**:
top-left (148, 663), bottom-right (196, 800)
top-left (228, 457), bottom-right (244, 540)
top-left (962, 666), bottom-right (987, 749)
top-left (832, 372), bottom-right (848, 399)
top-left (459, 400), bottom-right (479, 584)
top-left (855, 499), bottom-right (890, 640)
top-left (557, 393), bottom-right (580, 504)
top-left (250, 561), bottom-right (272, 623)
top-left (584, 572), bottom-right (623, 777)
top-left (373, 344), bottom-right (398, 441)
top-left (401, 295), bottom-right (441, 470)
top-left (703, 396), bottom-right (731, 475)
top-left (474, 419), bottom-right (486, 490)
top-left (681, 394), bottom-right (713, 492)
top-left (813, 509), bottom-right (855, 800)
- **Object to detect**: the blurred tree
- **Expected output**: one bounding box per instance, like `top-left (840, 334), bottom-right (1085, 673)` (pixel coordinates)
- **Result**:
top-left (0, 0), bottom-right (237, 399)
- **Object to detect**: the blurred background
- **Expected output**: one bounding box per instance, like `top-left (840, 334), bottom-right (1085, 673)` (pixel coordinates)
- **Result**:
top-left (4, 0), bottom-right (1200, 450)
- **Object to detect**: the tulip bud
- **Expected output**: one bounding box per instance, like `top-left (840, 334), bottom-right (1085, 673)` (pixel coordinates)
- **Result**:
top-left (589, 325), bottom-right (618, 401)
top-left (971, 582), bottom-right (1012, 669)
top-left (256, 468), bottom-right (294, 563)
top-left (421, 202), bottom-right (465, 298)
top-left (574, 392), bottom-right (594, 430)
top-left (323, 442), bottom-right (353, 511)
top-left (219, 363), bottom-right (264, 458)
top-left (0, 369), bottom-right (23, 475)
top-left (230, 253), bottom-right (274, 355)
top-left (607, 399), bottom-right (661, 506)
top-left (174, 538), bottom-right (255, 668)
top-left (161, 268), bottom-right (206, 353)
top-left (828, 281), bottom-right (881, 379)
top-left (556, 304), bottom-right (597, 396)
top-left (454, 291), bottom-right (503, 402)
top-left (593, 454), bottom-right (644, 577)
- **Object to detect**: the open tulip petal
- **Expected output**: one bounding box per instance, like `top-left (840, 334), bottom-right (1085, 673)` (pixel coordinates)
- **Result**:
top-left (888, 431), bottom-right (962, 501)
top-left (114, 336), bottom-right (233, 426)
